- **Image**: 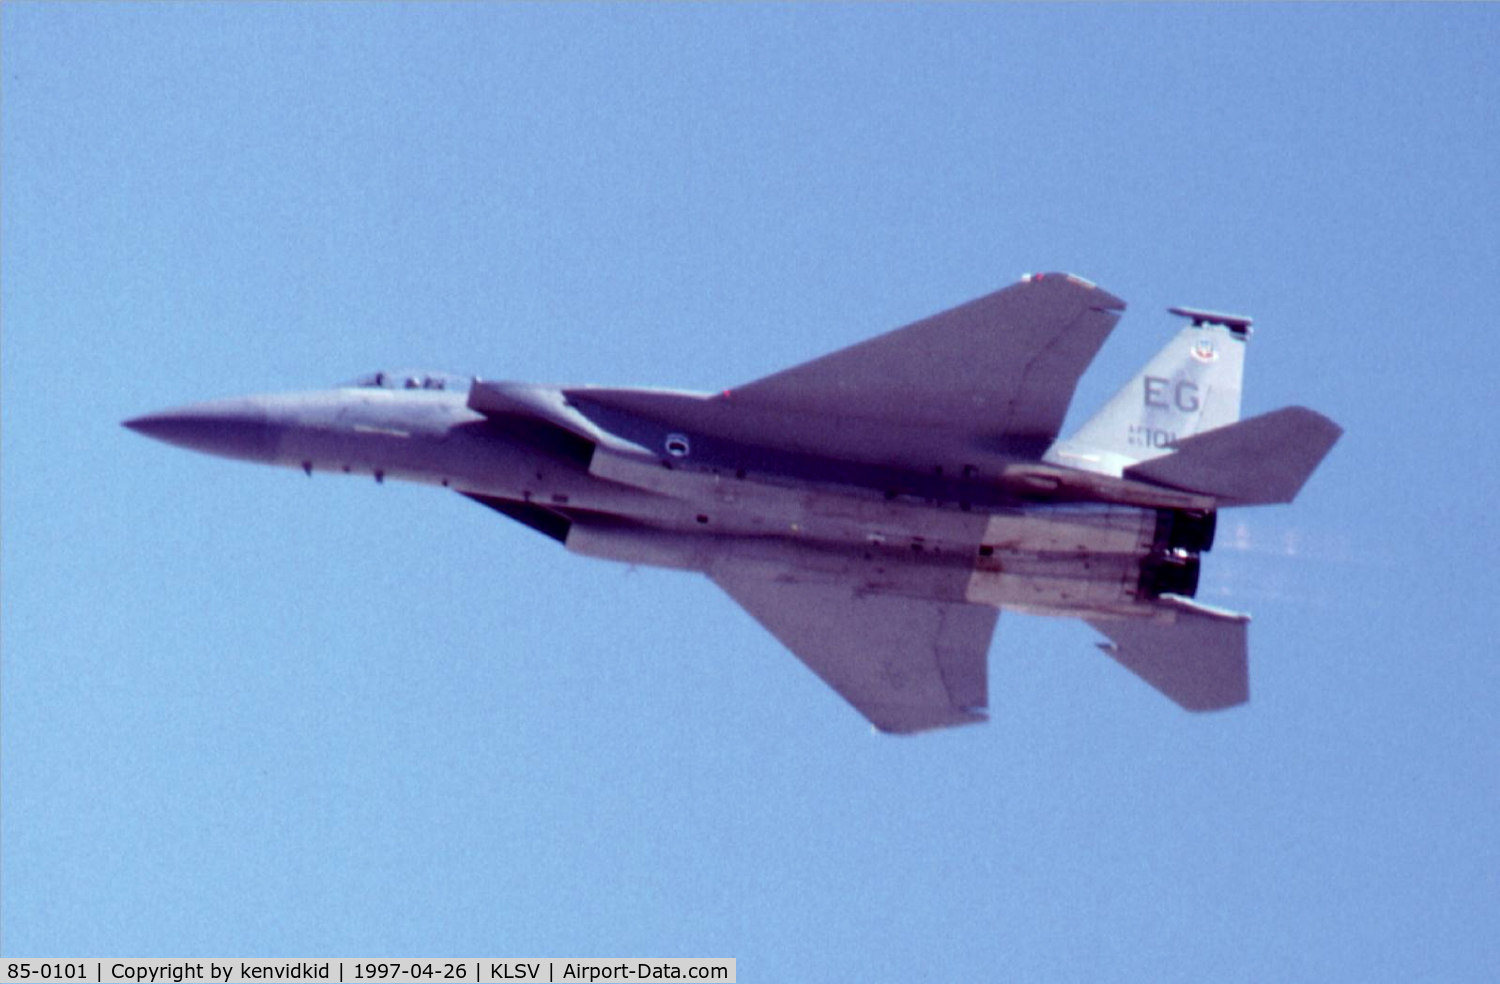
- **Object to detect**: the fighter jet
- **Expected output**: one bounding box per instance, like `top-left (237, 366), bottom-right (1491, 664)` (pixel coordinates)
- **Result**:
top-left (125, 273), bottom-right (1340, 733)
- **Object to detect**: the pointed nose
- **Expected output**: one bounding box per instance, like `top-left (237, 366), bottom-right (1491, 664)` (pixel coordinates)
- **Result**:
top-left (123, 398), bottom-right (276, 463)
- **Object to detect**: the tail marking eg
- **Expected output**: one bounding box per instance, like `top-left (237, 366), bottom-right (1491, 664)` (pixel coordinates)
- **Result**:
top-left (1045, 308), bottom-right (1249, 478)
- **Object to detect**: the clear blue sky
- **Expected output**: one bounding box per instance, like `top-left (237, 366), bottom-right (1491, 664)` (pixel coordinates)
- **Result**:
top-left (4, 4), bottom-right (1497, 979)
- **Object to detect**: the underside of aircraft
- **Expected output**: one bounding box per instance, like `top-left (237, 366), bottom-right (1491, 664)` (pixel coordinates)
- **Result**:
top-left (127, 272), bottom-right (1342, 733)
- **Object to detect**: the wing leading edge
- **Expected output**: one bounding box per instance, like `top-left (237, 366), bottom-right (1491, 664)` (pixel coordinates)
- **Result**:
top-left (711, 571), bottom-right (998, 735)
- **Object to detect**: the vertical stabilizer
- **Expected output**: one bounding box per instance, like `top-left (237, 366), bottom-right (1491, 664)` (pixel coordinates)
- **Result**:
top-left (1045, 307), bottom-right (1250, 477)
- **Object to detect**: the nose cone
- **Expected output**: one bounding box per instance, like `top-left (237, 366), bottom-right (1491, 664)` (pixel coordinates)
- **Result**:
top-left (123, 398), bottom-right (276, 463)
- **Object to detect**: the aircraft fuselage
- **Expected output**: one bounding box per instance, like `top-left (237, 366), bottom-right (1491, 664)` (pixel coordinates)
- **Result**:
top-left (126, 383), bottom-right (1206, 621)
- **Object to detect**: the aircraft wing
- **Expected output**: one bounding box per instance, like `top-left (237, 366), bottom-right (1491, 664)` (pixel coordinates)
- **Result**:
top-left (710, 571), bottom-right (996, 734)
top-left (726, 273), bottom-right (1126, 455)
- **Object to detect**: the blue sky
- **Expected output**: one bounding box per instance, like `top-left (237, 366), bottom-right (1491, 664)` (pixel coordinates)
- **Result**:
top-left (3, 3), bottom-right (1497, 979)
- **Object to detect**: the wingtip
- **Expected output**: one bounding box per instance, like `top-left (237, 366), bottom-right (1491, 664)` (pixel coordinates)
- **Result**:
top-left (1018, 271), bottom-right (1127, 311)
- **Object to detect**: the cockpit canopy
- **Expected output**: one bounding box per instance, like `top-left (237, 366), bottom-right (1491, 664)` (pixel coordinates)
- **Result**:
top-left (342, 370), bottom-right (473, 393)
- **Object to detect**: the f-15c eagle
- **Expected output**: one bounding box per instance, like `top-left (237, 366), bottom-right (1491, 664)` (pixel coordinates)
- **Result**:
top-left (126, 273), bottom-right (1341, 734)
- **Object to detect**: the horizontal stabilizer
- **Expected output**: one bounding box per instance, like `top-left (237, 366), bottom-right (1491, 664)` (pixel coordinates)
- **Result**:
top-left (1125, 406), bottom-right (1342, 506)
top-left (1086, 596), bottom-right (1250, 711)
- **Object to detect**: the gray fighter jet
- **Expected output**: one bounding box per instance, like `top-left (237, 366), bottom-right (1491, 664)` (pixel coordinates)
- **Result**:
top-left (125, 273), bottom-right (1341, 733)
